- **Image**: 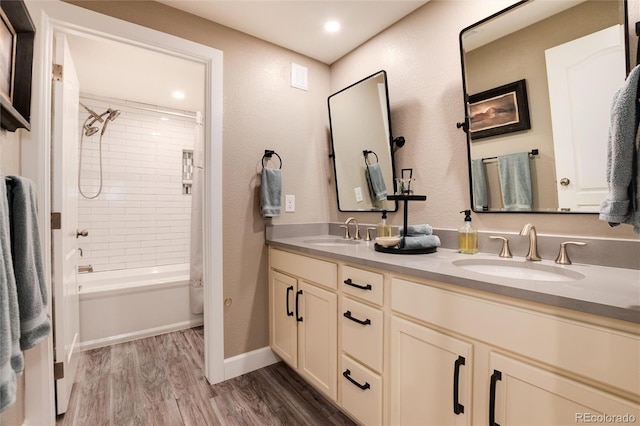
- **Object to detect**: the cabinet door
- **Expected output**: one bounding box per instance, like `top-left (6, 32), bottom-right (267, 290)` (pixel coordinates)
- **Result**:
top-left (391, 317), bottom-right (472, 426)
top-left (488, 352), bottom-right (640, 426)
top-left (298, 280), bottom-right (338, 401)
top-left (270, 271), bottom-right (298, 367)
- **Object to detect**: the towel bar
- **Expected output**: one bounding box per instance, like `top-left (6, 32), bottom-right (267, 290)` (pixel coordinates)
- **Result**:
top-left (262, 150), bottom-right (282, 169)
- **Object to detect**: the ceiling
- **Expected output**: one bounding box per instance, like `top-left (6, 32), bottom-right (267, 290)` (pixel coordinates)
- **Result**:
top-left (67, 0), bottom-right (429, 113)
top-left (155, 1), bottom-right (429, 64)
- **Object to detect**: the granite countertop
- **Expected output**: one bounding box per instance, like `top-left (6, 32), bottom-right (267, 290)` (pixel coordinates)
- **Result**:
top-left (267, 233), bottom-right (640, 324)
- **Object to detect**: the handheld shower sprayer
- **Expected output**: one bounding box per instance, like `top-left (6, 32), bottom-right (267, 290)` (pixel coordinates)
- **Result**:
top-left (100, 108), bottom-right (121, 135)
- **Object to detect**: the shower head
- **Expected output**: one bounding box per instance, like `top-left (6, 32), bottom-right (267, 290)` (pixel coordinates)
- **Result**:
top-left (107, 109), bottom-right (121, 121)
top-left (100, 108), bottom-right (121, 135)
top-left (83, 124), bottom-right (99, 136)
top-left (80, 102), bottom-right (104, 123)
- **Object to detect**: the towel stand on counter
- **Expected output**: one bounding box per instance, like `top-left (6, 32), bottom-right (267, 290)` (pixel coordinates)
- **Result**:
top-left (481, 149), bottom-right (538, 163)
top-left (262, 149), bottom-right (282, 169)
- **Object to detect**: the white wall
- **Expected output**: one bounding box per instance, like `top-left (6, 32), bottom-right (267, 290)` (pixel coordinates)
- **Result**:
top-left (77, 96), bottom-right (195, 272)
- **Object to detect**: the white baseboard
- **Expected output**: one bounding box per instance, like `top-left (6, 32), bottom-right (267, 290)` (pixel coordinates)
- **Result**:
top-left (224, 346), bottom-right (281, 381)
top-left (77, 319), bottom-right (204, 351)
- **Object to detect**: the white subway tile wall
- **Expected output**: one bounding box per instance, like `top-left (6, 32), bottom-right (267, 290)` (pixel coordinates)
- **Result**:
top-left (77, 96), bottom-right (196, 272)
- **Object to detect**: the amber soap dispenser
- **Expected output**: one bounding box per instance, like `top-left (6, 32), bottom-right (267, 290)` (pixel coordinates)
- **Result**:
top-left (458, 209), bottom-right (478, 254)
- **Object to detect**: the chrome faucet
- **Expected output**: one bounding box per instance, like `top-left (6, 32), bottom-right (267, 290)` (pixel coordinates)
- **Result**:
top-left (343, 217), bottom-right (361, 240)
top-left (519, 223), bottom-right (541, 261)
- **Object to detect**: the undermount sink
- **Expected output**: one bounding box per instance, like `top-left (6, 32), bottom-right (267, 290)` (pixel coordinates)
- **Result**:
top-left (302, 238), bottom-right (362, 247)
top-left (452, 258), bottom-right (585, 282)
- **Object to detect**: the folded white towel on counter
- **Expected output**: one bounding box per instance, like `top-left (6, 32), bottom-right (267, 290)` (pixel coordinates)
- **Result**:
top-left (260, 168), bottom-right (282, 218)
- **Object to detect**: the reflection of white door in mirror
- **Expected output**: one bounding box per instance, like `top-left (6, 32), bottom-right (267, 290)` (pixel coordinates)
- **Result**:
top-left (546, 25), bottom-right (626, 212)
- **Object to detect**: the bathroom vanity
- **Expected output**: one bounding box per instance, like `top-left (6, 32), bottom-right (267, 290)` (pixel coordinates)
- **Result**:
top-left (267, 228), bottom-right (639, 425)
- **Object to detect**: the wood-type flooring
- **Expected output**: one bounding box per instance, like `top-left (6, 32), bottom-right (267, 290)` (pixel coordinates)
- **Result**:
top-left (56, 327), bottom-right (355, 426)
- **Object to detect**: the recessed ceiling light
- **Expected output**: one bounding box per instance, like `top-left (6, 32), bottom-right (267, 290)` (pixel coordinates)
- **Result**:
top-left (324, 21), bottom-right (341, 33)
top-left (172, 90), bottom-right (185, 99)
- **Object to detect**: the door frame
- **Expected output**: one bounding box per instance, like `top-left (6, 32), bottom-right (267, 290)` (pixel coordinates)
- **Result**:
top-left (21, 2), bottom-right (224, 424)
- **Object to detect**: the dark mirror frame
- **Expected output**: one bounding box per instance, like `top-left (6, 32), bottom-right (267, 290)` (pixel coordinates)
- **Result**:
top-left (328, 70), bottom-right (399, 213)
top-left (0, 0), bottom-right (35, 132)
top-left (458, 0), bottom-right (631, 214)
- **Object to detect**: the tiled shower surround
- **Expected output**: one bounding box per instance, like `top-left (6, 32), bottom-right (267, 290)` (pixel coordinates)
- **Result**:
top-left (77, 95), bottom-right (196, 272)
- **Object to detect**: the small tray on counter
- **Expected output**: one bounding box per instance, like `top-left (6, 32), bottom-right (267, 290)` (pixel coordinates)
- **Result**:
top-left (374, 243), bottom-right (437, 255)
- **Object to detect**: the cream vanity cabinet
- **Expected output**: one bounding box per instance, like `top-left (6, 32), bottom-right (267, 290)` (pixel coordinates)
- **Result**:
top-left (392, 276), bottom-right (640, 426)
top-left (269, 249), bottom-right (338, 401)
top-left (339, 265), bottom-right (385, 425)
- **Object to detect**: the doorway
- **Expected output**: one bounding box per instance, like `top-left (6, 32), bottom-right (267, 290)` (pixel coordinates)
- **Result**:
top-left (21, 2), bottom-right (223, 423)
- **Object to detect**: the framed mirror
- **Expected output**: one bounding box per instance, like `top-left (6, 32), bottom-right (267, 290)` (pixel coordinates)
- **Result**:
top-left (460, 0), bottom-right (629, 213)
top-left (329, 70), bottom-right (398, 212)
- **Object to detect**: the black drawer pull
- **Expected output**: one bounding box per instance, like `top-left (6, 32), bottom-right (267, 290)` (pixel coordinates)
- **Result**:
top-left (286, 286), bottom-right (294, 317)
top-left (453, 355), bottom-right (465, 415)
top-left (343, 310), bottom-right (371, 326)
top-left (343, 278), bottom-right (372, 291)
top-left (343, 369), bottom-right (370, 390)
top-left (295, 290), bottom-right (303, 322)
top-left (489, 369), bottom-right (502, 426)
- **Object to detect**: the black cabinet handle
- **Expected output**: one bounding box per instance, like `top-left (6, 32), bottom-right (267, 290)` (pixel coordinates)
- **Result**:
top-left (453, 355), bottom-right (465, 415)
top-left (286, 286), bottom-right (294, 317)
top-left (343, 310), bottom-right (371, 326)
top-left (295, 289), bottom-right (303, 322)
top-left (343, 278), bottom-right (372, 291)
top-left (489, 369), bottom-right (502, 426)
top-left (343, 369), bottom-right (370, 390)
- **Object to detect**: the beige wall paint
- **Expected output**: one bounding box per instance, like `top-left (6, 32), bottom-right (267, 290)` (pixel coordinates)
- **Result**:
top-left (66, 1), bottom-right (332, 357)
top-left (331, 0), bottom-right (640, 240)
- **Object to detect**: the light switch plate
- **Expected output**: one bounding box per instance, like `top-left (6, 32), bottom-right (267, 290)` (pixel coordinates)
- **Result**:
top-left (291, 63), bottom-right (308, 91)
top-left (354, 187), bottom-right (363, 203)
top-left (285, 194), bottom-right (295, 212)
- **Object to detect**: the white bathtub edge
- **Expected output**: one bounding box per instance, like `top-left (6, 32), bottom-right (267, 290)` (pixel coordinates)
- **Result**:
top-left (224, 347), bottom-right (281, 381)
top-left (77, 318), bottom-right (204, 352)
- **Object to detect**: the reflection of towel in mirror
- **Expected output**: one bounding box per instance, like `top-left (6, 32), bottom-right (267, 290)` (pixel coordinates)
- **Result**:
top-left (401, 235), bottom-right (441, 249)
top-left (400, 224), bottom-right (433, 236)
top-left (0, 175), bottom-right (22, 412)
top-left (497, 152), bottom-right (532, 211)
top-left (7, 176), bottom-right (51, 351)
top-left (260, 168), bottom-right (282, 218)
top-left (599, 65), bottom-right (640, 233)
top-left (366, 163), bottom-right (388, 201)
top-left (471, 159), bottom-right (488, 210)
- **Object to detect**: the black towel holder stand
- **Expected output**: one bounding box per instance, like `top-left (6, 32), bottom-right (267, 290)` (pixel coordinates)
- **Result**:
top-left (262, 150), bottom-right (282, 169)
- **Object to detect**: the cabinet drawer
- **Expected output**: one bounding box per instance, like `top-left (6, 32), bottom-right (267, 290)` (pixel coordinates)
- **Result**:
top-left (341, 265), bottom-right (383, 306)
top-left (270, 248), bottom-right (337, 290)
top-left (340, 355), bottom-right (382, 426)
top-left (341, 297), bottom-right (383, 373)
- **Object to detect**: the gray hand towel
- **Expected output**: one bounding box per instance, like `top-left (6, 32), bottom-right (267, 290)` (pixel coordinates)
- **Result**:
top-left (260, 168), bottom-right (282, 218)
top-left (471, 158), bottom-right (488, 210)
top-left (401, 235), bottom-right (441, 250)
top-left (400, 224), bottom-right (433, 236)
top-left (7, 176), bottom-right (51, 351)
top-left (497, 152), bottom-right (533, 211)
top-left (0, 175), bottom-right (22, 413)
top-left (366, 163), bottom-right (388, 201)
top-left (599, 64), bottom-right (640, 233)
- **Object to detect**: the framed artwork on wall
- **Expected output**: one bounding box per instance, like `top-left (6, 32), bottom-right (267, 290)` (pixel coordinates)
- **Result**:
top-left (468, 79), bottom-right (531, 140)
top-left (0, 0), bottom-right (35, 132)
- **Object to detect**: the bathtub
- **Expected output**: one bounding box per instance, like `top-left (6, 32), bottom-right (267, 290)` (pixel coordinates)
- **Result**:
top-left (78, 264), bottom-right (203, 350)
